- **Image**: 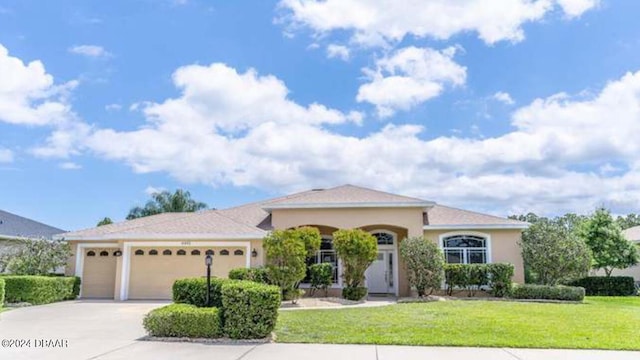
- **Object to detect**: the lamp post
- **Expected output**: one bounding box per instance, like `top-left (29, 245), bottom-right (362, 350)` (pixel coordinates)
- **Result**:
top-left (205, 254), bottom-right (213, 307)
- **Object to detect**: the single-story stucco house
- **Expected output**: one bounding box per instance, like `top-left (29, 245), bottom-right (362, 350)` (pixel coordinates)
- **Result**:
top-left (60, 184), bottom-right (529, 300)
top-left (0, 210), bottom-right (65, 271)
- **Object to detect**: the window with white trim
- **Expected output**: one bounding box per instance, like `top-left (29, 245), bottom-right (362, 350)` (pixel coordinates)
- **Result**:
top-left (304, 236), bottom-right (338, 284)
top-left (442, 234), bottom-right (488, 264)
top-left (372, 232), bottom-right (394, 245)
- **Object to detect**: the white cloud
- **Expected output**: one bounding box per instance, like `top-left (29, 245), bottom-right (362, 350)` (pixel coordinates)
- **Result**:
top-left (0, 148), bottom-right (13, 163)
top-left (105, 103), bottom-right (122, 111)
top-left (493, 91), bottom-right (515, 105)
top-left (59, 161), bottom-right (81, 170)
top-left (68, 45), bottom-right (111, 58)
top-left (357, 46), bottom-right (466, 117)
top-left (279, 0), bottom-right (598, 46)
top-left (326, 44), bottom-right (350, 61)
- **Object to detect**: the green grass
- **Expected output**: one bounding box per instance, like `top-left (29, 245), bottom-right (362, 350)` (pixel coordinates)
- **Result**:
top-left (275, 297), bottom-right (640, 350)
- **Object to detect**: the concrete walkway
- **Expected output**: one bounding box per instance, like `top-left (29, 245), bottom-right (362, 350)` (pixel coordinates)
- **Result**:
top-left (0, 300), bottom-right (638, 359)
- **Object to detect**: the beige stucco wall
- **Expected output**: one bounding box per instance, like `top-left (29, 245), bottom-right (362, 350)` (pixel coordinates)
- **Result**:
top-left (423, 229), bottom-right (525, 284)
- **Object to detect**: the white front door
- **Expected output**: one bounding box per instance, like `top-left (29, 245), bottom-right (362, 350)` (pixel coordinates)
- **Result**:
top-left (366, 251), bottom-right (394, 294)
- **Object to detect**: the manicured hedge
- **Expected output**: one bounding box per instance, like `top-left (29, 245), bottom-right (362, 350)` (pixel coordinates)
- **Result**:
top-left (512, 284), bottom-right (585, 301)
top-left (443, 263), bottom-right (515, 297)
top-left (568, 276), bottom-right (636, 296)
top-left (172, 277), bottom-right (227, 307)
top-left (0, 278), bottom-right (5, 305)
top-left (228, 267), bottom-right (271, 284)
top-left (487, 263), bottom-right (515, 297)
top-left (143, 304), bottom-right (222, 338)
top-left (3, 276), bottom-right (80, 305)
top-left (221, 280), bottom-right (281, 339)
top-left (342, 286), bottom-right (367, 301)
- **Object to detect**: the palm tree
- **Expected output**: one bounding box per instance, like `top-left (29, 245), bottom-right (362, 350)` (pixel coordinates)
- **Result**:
top-left (126, 189), bottom-right (208, 220)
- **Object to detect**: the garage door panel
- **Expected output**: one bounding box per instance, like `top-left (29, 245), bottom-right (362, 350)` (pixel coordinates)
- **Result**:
top-left (82, 248), bottom-right (117, 299)
top-left (128, 247), bottom-right (246, 300)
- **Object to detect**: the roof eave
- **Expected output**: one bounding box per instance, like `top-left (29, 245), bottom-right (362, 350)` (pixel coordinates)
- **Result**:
top-left (263, 201), bottom-right (436, 211)
top-left (423, 224), bottom-right (530, 230)
top-left (57, 233), bottom-right (265, 241)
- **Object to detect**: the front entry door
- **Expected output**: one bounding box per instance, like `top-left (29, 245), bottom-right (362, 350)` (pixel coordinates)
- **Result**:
top-left (366, 251), bottom-right (394, 294)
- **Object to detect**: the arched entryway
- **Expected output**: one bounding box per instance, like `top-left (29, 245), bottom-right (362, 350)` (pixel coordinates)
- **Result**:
top-left (361, 225), bottom-right (408, 296)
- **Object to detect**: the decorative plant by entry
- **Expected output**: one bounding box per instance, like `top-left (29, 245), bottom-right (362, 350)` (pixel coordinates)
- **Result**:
top-left (332, 228), bottom-right (377, 300)
top-left (399, 236), bottom-right (444, 297)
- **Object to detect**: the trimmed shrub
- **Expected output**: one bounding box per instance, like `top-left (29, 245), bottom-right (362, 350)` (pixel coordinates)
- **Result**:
top-left (399, 236), bottom-right (444, 297)
top-left (332, 229), bottom-right (377, 297)
top-left (143, 304), bottom-right (222, 338)
top-left (221, 280), bottom-right (281, 339)
top-left (172, 277), bottom-right (228, 307)
top-left (444, 264), bottom-right (488, 296)
top-left (0, 278), bottom-right (4, 305)
top-left (3, 276), bottom-right (77, 305)
top-left (568, 276), bottom-right (636, 296)
top-left (309, 263), bottom-right (333, 296)
top-left (512, 284), bottom-right (585, 301)
top-left (342, 286), bottom-right (368, 301)
top-left (487, 263), bottom-right (515, 298)
top-left (228, 267), bottom-right (271, 284)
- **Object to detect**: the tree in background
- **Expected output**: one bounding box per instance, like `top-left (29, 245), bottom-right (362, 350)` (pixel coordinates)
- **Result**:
top-left (399, 236), bottom-right (444, 296)
top-left (578, 208), bottom-right (639, 276)
top-left (96, 217), bottom-right (113, 226)
top-left (4, 239), bottom-right (71, 275)
top-left (126, 189), bottom-right (208, 220)
top-left (616, 213), bottom-right (640, 230)
top-left (332, 229), bottom-right (377, 300)
top-left (520, 219), bottom-right (591, 285)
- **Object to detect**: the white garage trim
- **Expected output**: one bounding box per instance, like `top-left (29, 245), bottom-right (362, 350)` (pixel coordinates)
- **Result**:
top-left (74, 243), bottom-right (121, 298)
top-left (119, 241), bottom-right (251, 300)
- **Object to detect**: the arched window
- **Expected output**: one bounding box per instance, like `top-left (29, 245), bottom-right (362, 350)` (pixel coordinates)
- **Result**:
top-left (135, 249), bottom-right (144, 256)
top-left (372, 232), bottom-right (394, 245)
top-left (149, 249), bottom-right (158, 255)
top-left (177, 249), bottom-right (186, 256)
top-left (163, 249), bottom-right (172, 256)
top-left (87, 250), bottom-right (96, 257)
top-left (191, 249), bottom-right (201, 256)
top-left (220, 249), bottom-right (229, 256)
top-left (205, 249), bottom-right (214, 256)
top-left (234, 249), bottom-right (244, 256)
top-left (99, 251), bottom-right (109, 257)
top-left (442, 234), bottom-right (488, 264)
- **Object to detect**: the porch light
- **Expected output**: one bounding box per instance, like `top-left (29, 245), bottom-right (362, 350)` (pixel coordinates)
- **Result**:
top-left (251, 248), bottom-right (258, 258)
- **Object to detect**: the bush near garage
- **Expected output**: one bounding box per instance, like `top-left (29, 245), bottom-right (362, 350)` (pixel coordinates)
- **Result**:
top-left (172, 277), bottom-right (228, 307)
top-left (0, 278), bottom-right (5, 305)
top-left (568, 276), bottom-right (636, 296)
top-left (228, 267), bottom-right (271, 284)
top-left (512, 284), bottom-right (585, 301)
top-left (143, 304), bottom-right (222, 338)
top-left (221, 280), bottom-right (281, 339)
top-left (2, 275), bottom-right (80, 305)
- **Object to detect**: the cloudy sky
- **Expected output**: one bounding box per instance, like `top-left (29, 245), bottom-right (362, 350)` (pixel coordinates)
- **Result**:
top-left (1, 0), bottom-right (640, 230)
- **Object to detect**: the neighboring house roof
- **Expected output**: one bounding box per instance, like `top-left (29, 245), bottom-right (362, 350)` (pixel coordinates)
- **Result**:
top-left (60, 184), bottom-right (527, 240)
top-left (623, 226), bottom-right (640, 242)
top-left (424, 205), bottom-right (529, 230)
top-left (0, 210), bottom-right (65, 240)
top-left (263, 184), bottom-right (434, 210)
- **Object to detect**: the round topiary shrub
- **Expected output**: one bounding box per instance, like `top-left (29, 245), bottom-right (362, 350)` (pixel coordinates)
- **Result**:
top-left (342, 286), bottom-right (368, 301)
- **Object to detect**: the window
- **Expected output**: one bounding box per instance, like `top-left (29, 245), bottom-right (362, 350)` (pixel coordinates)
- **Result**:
top-left (135, 249), bottom-right (144, 256)
top-left (442, 234), bottom-right (488, 264)
top-left (163, 249), bottom-right (172, 256)
top-left (87, 251), bottom-right (96, 257)
top-left (149, 249), bottom-right (158, 256)
top-left (205, 249), bottom-right (214, 256)
top-left (177, 249), bottom-right (186, 256)
top-left (220, 249), bottom-right (229, 256)
top-left (99, 251), bottom-right (109, 257)
top-left (305, 236), bottom-right (338, 284)
top-left (191, 249), bottom-right (201, 256)
top-left (234, 249), bottom-right (244, 256)
top-left (372, 232), bottom-right (394, 245)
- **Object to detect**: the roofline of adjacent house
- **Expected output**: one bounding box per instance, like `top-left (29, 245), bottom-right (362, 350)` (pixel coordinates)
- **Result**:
top-left (55, 233), bottom-right (266, 241)
top-left (423, 224), bottom-right (530, 230)
top-left (0, 234), bottom-right (54, 241)
top-left (263, 201), bottom-right (436, 211)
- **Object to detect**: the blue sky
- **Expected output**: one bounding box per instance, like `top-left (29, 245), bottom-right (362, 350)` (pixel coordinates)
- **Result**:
top-left (1, 0), bottom-right (640, 231)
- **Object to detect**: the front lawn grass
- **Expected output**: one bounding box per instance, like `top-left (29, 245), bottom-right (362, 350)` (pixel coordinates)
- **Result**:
top-left (275, 297), bottom-right (640, 350)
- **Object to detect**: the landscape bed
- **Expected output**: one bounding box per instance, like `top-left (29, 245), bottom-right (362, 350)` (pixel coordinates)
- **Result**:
top-left (274, 296), bottom-right (640, 350)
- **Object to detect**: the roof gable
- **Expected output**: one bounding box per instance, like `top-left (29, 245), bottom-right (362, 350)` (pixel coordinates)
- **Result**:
top-left (424, 205), bottom-right (528, 229)
top-left (0, 210), bottom-right (64, 239)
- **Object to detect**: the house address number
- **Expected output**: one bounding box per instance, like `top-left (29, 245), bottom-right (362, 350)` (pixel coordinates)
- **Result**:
top-left (181, 241), bottom-right (191, 246)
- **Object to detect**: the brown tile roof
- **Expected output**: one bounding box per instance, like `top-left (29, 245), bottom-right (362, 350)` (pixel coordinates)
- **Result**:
top-left (425, 205), bottom-right (528, 228)
top-left (623, 226), bottom-right (640, 242)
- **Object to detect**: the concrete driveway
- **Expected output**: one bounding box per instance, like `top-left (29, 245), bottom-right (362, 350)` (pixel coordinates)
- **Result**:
top-left (0, 300), bottom-right (639, 360)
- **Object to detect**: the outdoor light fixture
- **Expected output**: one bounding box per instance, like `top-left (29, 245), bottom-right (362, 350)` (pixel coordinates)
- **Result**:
top-left (205, 254), bottom-right (213, 306)
top-left (113, 250), bottom-right (122, 257)
top-left (205, 254), bottom-right (213, 267)
top-left (251, 248), bottom-right (258, 258)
